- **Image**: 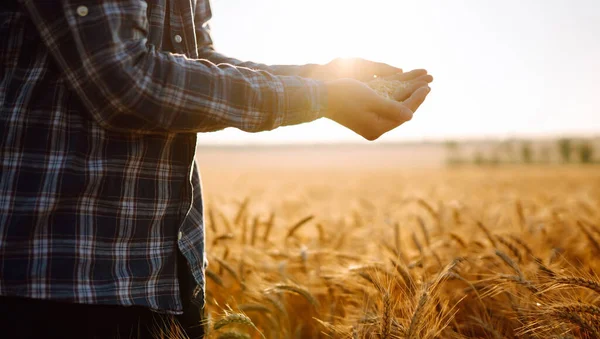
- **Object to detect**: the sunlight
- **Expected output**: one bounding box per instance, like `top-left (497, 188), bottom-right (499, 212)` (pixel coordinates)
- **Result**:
top-left (207, 0), bottom-right (428, 144)
top-left (206, 0), bottom-right (600, 144)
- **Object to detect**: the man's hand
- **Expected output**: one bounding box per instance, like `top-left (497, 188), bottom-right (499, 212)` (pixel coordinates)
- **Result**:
top-left (324, 79), bottom-right (431, 141)
top-left (315, 57), bottom-right (403, 81)
top-left (311, 58), bottom-right (433, 95)
top-left (385, 69), bottom-right (434, 101)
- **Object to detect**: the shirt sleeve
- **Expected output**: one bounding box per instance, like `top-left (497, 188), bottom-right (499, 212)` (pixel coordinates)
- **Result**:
top-left (193, 1), bottom-right (328, 79)
top-left (19, 0), bottom-right (327, 134)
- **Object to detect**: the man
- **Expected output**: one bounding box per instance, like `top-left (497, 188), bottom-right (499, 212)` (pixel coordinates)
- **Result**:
top-left (0, 0), bottom-right (432, 338)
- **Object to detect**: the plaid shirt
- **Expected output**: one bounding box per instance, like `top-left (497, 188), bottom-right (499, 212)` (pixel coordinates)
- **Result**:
top-left (0, 0), bottom-right (326, 313)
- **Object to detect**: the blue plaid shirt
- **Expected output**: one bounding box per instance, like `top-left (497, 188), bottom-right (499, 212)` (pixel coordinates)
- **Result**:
top-left (0, 0), bottom-right (327, 313)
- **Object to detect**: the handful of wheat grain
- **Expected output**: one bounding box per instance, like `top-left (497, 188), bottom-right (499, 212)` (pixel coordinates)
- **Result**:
top-left (367, 78), bottom-right (410, 100)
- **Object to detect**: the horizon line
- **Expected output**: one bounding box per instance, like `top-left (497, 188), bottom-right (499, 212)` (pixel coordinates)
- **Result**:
top-left (197, 132), bottom-right (600, 147)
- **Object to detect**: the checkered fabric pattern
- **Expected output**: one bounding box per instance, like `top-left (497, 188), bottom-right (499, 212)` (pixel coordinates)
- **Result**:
top-left (0, 0), bottom-right (326, 313)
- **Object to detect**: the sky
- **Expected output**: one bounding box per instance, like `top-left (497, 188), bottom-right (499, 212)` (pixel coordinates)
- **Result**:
top-left (198, 0), bottom-right (600, 144)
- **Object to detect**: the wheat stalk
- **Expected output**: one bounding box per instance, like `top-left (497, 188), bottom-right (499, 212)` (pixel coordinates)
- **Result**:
top-left (286, 215), bottom-right (315, 239)
top-left (265, 284), bottom-right (320, 309)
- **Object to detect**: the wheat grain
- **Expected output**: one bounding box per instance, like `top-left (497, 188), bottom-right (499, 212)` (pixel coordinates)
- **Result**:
top-left (380, 292), bottom-right (392, 339)
top-left (550, 304), bottom-right (600, 319)
top-left (213, 257), bottom-right (242, 286)
top-left (262, 212), bottom-right (275, 243)
top-left (515, 200), bottom-right (526, 230)
top-left (205, 269), bottom-right (224, 287)
top-left (394, 222), bottom-right (401, 255)
top-left (576, 220), bottom-right (600, 254)
top-left (411, 232), bottom-right (424, 256)
top-left (199, 163), bottom-right (599, 339)
top-left (496, 235), bottom-right (523, 263)
top-left (495, 250), bottom-right (524, 278)
top-left (212, 233), bottom-right (235, 246)
top-left (234, 197), bottom-right (250, 226)
top-left (407, 287), bottom-right (429, 339)
top-left (468, 316), bottom-right (503, 339)
top-left (217, 209), bottom-right (233, 234)
top-left (550, 311), bottom-right (600, 338)
top-left (552, 276), bottom-right (600, 295)
top-left (508, 234), bottom-right (537, 260)
top-left (390, 258), bottom-right (415, 294)
top-left (217, 331), bottom-right (251, 339)
top-left (477, 221), bottom-right (497, 247)
top-left (448, 232), bottom-right (467, 248)
top-left (213, 313), bottom-right (254, 331)
top-left (416, 198), bottom-right (438, 222)
top-left (207, 206), bottom-right (217, 233)
top-left (417, 217), bottom-right (430, 247)
top-left (367, 78), bottom-right (409, 99)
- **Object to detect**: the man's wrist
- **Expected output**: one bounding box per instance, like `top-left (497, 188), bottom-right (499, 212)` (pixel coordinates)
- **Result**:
top-left (274, 76), bottom-right (329, 127)
top-left (306, 79), bottom-right (329, 121)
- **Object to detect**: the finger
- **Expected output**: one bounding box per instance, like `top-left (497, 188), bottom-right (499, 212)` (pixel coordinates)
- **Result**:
top-left (372, 61), bottom-right (403, 77)
top-left (402, 86), bottom-right (431, 113)
top-left (393, 81), bottom-right (429, 101)
top-left (411, 74), bottom-right (434, 84)
top-left (385, 69), bottom-right (428, 81)
top-left (369, 96), bottom-right (414, 122)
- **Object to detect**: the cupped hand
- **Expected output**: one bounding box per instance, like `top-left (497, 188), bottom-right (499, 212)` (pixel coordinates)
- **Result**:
top-left (384, 69), bottom-right (434, 101)
top-left (324, 78), bottom-right (431, 141)
top-left (317, 57), bottom-right (402, 81)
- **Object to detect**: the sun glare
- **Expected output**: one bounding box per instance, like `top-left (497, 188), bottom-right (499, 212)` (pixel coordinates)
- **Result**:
top-left (205, 0), bottom-right (600, 144)
top-left (207, 0), bottom-right (425, 144)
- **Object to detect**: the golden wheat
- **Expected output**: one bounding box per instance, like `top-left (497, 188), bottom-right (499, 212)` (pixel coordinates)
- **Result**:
top-left (184, 165), bottom-right (600, 339)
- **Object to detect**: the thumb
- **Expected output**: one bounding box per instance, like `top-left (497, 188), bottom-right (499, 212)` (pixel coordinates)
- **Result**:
top-left (370, 97), bottom-right (413, 122)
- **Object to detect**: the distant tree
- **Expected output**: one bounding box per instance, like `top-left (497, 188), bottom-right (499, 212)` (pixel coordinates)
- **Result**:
top-left (500, 140), bottom-right (517, 163)
top-left (488, 151), bottom-right (500, 166)
top-left (445, 140), bottom-right (458, 153)
top-left (578, 142), bottom-right (594, 164)
top-left (473, 151), bottom-right (485, 165)
top-left (538, 146), bottom-right (552, 164)
top-left (445, 140), bottom-right (463, 165)
top-left (557, 138), bottom-right (572, 163)
top-left (521, 142), bottom-right (533, 164)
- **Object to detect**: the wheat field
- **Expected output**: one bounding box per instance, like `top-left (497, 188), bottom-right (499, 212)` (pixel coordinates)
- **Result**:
top-left (188, 146), bottom-right (600, 339)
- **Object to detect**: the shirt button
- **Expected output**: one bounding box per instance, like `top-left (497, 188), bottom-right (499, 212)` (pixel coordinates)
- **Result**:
top-left (76, 6), bottom-right (89, 17)
top-left (174, 35), bottom-right (183, 43)
top-left (178, 231), bottom-right (182, 241)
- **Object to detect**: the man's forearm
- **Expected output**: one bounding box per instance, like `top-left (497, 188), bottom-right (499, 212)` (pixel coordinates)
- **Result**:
top-left (22, 0), bottom-right (327, 135)
top-left (198, 48), bottom-right (325, 79)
